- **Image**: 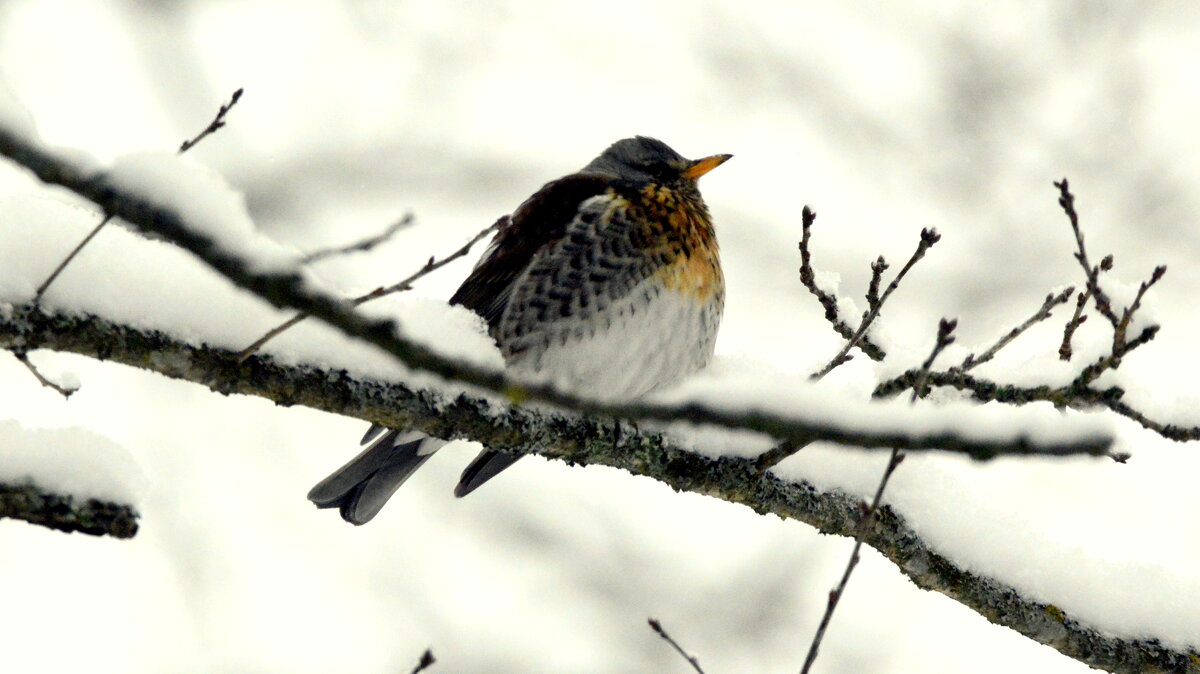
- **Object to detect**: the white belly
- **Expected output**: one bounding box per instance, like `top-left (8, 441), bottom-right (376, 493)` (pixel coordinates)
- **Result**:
top-left (505, 281), bottom-right (721, 402)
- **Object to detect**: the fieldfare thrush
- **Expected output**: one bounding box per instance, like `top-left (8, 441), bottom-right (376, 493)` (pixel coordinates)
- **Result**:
top-left (308, 136), bottom-right (731, 524)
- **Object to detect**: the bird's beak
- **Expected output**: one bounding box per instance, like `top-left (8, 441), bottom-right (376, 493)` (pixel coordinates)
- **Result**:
top-left (683, 153), bottom-right (733, 180)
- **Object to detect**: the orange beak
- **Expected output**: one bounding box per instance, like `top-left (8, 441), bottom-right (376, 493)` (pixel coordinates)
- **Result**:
top-left (683, 153), bottom-right (733, 180)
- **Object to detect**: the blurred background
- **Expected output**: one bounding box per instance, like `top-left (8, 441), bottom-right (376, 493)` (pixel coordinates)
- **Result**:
top-left (1, 1), bottom-right (1198, 672)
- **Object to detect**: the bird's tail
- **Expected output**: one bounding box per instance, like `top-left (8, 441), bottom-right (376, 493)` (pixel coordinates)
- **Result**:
top-left (454, 449), bottom-right (520, 497)
top-left (308, 426), bottom-right (446, 525)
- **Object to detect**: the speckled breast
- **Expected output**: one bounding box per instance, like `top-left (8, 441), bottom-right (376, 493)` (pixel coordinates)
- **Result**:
top-left (495, 185), bottom-right (724, 401)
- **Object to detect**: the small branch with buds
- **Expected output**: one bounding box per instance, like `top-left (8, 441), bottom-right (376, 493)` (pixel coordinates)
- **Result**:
top-left (810, 227), bottom-right (942, 381)
top-left (300, 214), bottom-right (415, 264)
top-left (649, 619), bottom-right (706, 674)
top-left (875, 180), bottom-right (1186, 448)
top-left (798, 206), bottom-right (887, 363)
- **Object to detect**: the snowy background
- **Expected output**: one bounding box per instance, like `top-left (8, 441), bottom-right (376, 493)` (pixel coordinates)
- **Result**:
top-left (2, 2), bottom-right (1199, 673)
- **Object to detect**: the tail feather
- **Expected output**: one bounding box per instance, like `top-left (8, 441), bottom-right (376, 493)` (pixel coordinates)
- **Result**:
top-left (309, 428), bottom-right (445, 525)
top-left (454, 450), bottom-right (520, 498)
top-left (359, 423), bottom-right (389, 446)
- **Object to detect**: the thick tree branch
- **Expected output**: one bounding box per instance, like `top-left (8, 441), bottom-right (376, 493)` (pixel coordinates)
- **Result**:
top-left (0, 481), bottom-right (138, 538)
top-left (0, 305), bottom-right (1186, 673)
top-left (0, 304), bottom-right (1110, 460)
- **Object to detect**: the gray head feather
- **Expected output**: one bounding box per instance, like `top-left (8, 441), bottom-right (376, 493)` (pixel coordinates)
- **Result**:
top-left (581, 136), bottom-right (689, 181)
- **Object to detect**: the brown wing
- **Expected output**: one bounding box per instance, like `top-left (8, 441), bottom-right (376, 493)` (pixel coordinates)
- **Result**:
top-left (449, 173), bottom-right (614, 332)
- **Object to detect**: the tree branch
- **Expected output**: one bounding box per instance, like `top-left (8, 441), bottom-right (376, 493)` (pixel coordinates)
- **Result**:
top-left (960, 287), bottom-right (1074, 371)
top-left (237, 216), bottom-right (499, 361)
top-left (810, 227), bottom-right (941, 381)
top-left (407, 648), bottom-right (436, 674)
top-left (0, 131), bottom-right (1108, 459)
top-left (648, 619), bottom-right (706, 674)
top-left (11, 349), bottom-right (77, 398)
top-left (0, 305), bottom-right (1184, 672)
top-left (798, 206), bottom-right (887, 363)
top-left (178, 87), bottom-right (244, 154)
top-left (0, 481), bottom-right (138, 538)
top-left (299, 213), bottom-right (414, 264)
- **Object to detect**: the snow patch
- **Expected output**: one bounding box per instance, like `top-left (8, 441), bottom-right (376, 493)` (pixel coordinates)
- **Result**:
top-left (0, 418), bottom-right (147, 504)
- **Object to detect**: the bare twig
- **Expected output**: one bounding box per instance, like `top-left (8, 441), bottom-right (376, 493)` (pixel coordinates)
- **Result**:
top-left (300, 214), bottom-right (414, 264)
top-left (960, 287), bottom-right (1074, 371)
top-left (810, 227), bottom-right (942, 381)
top-left (1059, 287), bottom-right (1091, 361)
top-left (178, 87), bottom-right (244, 153)
top-left (866, 255), bottom-right (888, 311)
top-left (32, 215), bottom-right (114, 305)
top-left (1114, 265), bottom-right (1166, 348)
top-left (912, 318), bottom-right (958, 400)
top-left (11, 350), bottom-right (77, 398)
top-left (799, 447), bottom-right (905, 674)
top-left (236, 218), bottom-right (500, 362)
top-left (33, 89), bottom-right (244, 305)
top-left (1055, 178), bottom-right (1120, 329)
top-left (408, 649), bottom-right (436, 674)
top-left (798, 206), bottom-right (887, 362)
top-left (802, 319), bottom-right (953, 673)
top-left (1075, 325), bottom-right (1160, 387)
top-left (874, 364), bottom-right (1200, 443)
top-left (649, 619), bottom-right (706, 674)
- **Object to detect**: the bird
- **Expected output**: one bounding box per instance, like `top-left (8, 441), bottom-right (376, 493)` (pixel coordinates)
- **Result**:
top-left (307, 136), bottom-right (731, 524)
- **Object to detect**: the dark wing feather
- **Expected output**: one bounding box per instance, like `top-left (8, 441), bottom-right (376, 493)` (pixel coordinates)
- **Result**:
top-left (449, 174), bottom-right (614, 332)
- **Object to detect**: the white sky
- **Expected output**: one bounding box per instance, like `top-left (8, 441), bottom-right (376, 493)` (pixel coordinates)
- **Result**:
top-left (1, 1), bottom-right (1198, 673)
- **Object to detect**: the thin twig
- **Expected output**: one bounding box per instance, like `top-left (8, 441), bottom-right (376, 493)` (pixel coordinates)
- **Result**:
top-left (237, 218), bottom-right (500, 362)
top-left (300, 214), bottom-right (415, 264)
top-left (1055, 178), bottom-right (1120, 328)
top-left (33, 88), bottom-right (244, 306)
top-left (959, 287), bottom-right (1074, 372)
top-left (799, 447), bottom-right (905, 674)
top-left (798, 206), bottom-right (887, 362)
top-left (1059, 287), bottom-right (1091, 361)
top-left (810, 228), bottom-right (942, 381)
top-left (1114, 265), bottom-right (1166, 348)
top-left (408, 648), bottom-right (436, 674)
top-left (32, 214), bottom-right (113, 304)
top-left (1075, 324), bottom-right (1159, 387)
top-left (649, 619), bottom-right (706, 674)
top-left (178, 88), bottom-right (244, 153)
top-left (11, 350), bottom-right (77, 398)
top-left (802, 319), bottom-right (952, 673)
top-left (912, 318), bottom-right (958, 400)
top-left (866, 255), bottom-right (888, 311)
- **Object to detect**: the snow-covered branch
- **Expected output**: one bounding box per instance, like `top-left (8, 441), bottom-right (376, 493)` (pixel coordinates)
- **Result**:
top-left (0, 126), bottom-right (1113, 460)
top-left (0, 303), bottom-right (1192, 672)
top-left (0, 481), bottom-right (138, 539)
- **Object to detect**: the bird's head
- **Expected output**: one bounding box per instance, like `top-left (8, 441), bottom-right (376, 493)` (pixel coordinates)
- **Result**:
top-left (582, 136), bottom-right (732, 186)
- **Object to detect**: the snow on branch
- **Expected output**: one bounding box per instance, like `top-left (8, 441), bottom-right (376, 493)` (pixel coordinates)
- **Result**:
top-left (0, 126), bottom-right (1112, 460)
top-left (0, 420), bottom-right (144, 538)
top-left (0, 481), bottom-right (138, 539)
top-left (0, 304), bottom-right (1190, 672)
